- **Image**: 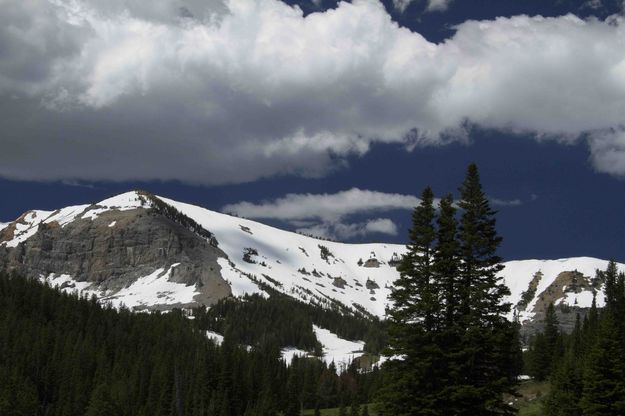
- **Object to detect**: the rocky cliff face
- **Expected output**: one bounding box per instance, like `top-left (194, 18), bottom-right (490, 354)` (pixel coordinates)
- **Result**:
top-left (515, 269), bottom-right (602, 338)
top-left (0, 192), bottom-right (231, 310)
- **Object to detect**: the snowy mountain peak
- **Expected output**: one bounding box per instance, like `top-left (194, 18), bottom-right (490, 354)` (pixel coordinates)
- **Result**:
top-left (0, 190), bottom-right (150, 248)
top-left (1, 191), bottom-right (622, 329)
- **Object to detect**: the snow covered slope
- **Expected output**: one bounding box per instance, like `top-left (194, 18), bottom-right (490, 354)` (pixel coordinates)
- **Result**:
top-left (502, 257), bottom-right (622, 323)
top-left (160, 196), bottom-right (402, 317)
top-left (0, 192), bottom-right (150, 248)
top-left (2, 191), bottom-right (622, 323)
top-left (160, 196), bottom-right (625, 321)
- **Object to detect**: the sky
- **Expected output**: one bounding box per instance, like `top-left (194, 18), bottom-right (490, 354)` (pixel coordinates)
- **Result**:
top-left (1, 0), bottom-right (625, 262)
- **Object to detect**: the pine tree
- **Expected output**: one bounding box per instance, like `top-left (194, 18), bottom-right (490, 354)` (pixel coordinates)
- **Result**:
top-left (579, 315), bottom-right (625, 415)
top-left (380, 187), bottom-right (441, 416)
top-left (528, 302), bottom-right (561, 380)
top-left (454, 163), bottom-right (517, 415)
top-left (350, 400), bottom-right (361, 416)
top-left (338, 400), bottom-right (347, 416)
top-left (85, 384), bottom-right (119, 416)
top-left (434, 194), bottom-right (460, 329)
top-left (577, 262), bottom-right (625, 415)
top-left (544, 350), bottom-right (583, 416)
top-left (380, 165), bottom-right (519, 415)
top-left (601, 260), bottom-right (619, 311)
top-left (430, 194), bottom-right (465, 414)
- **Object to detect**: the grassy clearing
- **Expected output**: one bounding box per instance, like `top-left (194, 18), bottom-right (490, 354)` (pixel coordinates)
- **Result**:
top-left (302, 405), bottom-right (379, 416)
top-left (303, 381), bottom-right (549, 416)
top-left (514, 380), bottom-right (550, 416)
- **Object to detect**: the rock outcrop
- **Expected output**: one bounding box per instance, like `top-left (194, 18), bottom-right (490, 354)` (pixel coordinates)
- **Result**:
top-left (0, 194), bottom-right (231, 310)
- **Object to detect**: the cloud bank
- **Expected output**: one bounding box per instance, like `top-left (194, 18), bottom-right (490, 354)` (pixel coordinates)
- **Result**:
top-left (392, 0), bottom-right (452, 13)
top-left (297, 218), bottom-right (399, 240)
top-left (223, 188), bottom-right (415, 239)
top-left (222, 188), bottom-right (420, 221)
top-left (3, 0), bottom-right (625, 183)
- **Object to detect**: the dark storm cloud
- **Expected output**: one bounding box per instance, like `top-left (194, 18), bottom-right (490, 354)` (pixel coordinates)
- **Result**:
top-left (2, 0), bottom-right (625, 184)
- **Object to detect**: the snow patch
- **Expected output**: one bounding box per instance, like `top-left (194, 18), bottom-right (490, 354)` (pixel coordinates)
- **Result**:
top-left (81, 191), bottom-right (149, 220)
top-left (41, 273), bottom-right (97, 296)
top-left (108, 221), bottom-right (117, 228)
top-left (217, 258), bottom-right (267, 297)
top-left (102, 263), bottom-right (198, 309)
top-left (313, 325), bottom-right (364, 372)
top-left (206, 330), bottom-right (224, 346)
top-left (281, 347), bottom-right (309, 365)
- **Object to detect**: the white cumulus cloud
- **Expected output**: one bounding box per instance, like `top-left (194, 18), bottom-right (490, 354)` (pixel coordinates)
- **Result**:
top-left (490, 197), bottom-right (523, 207)
top-left (426, 0), bottom-right (453, 12)
top-left (222, 188), bottom-right (420, 222)
top-left (392, 0), bottom-right (452, 13)
top-left (297, 218), bottom-right (399, 240)
top-left (2, 0), bottom-right (625, 182)
top-left (589, 128), bottom-right (625, 176)
top-left (224, 188), bottom-right (411, 240)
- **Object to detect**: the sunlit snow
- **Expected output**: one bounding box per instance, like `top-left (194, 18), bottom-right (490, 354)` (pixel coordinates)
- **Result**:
top-left (313, 325), bottom-right (365, 371)
top-left (1, 191), bottom-right (149, 248)
top-left (101, 263), bottom-right (198, 309)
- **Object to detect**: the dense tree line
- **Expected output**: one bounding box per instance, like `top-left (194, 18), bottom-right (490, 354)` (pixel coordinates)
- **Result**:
top-left (378, 164), bottom-right (522, 415)
top-left (137, 190), bottom-right (219, 246)
top-left (525, 261), bottom-right (625, 415)
top-left (0, 272), bottom-right (383, 415)
top-left (192, 291), bottom-right (387, 355)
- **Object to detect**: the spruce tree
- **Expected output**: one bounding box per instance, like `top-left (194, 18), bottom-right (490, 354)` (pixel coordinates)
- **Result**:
top-left (455, 163), bottom-right (517, 415)
top-left (338, 400), bottom-right (347, 416)
top-left (431, 194), bottom-right (465, 414)
top-left (579, 315), bottom-right (625, 415)
top-left (434, 194), bottom-right (461, 329)
top-left (578, 262), bottom-right (625, 415)
top-left (543, 351), bottom-right (583, 416)
top-left (380, 165), bottom-right (519, 415)
top-left (380, 187), bottom-right (440, 416)
top-left (528, 302), bottom-right (561, 380)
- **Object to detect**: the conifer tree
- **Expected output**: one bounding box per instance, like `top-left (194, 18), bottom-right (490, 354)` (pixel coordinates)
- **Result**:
top-left (454, 163), bottom-right (517, 415)
top-left (579, 315), bottom-right (625, 415)
top-left (528, 303), bottom-right (561, 380)
top-left (380, 187), bottom-right (440, 416)
top-left (434, 194), bottom-right (461, 329)
top-left (338, 400), bottom-right (348, 416)
top-left (380, 164), bottom-right (519, 415)
top-left (543, 351), bottom-right (583, 416)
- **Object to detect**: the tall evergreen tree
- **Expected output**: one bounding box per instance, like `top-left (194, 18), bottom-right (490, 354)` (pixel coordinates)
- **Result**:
top-left (454, 163), bottom-right (517, 415)
top-left (579, 315), bottom-right (625, 415)
top-left (380, 187), bottom-right (442, 415)
top-left (543, 350), bottom-right (583, 416)
top-left (434, 194), bottom-right (461, 329)
top-left (529, 303), bottom-right (561, 381)
top-left (380, 164), bottom-right (519, 415)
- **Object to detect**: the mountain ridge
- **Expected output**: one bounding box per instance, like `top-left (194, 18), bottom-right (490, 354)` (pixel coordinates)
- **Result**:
top-left (1, 191), bottom-right (621, 330)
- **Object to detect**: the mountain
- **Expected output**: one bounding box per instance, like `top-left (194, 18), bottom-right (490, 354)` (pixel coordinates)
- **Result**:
top-left (1, 191), bottom-right (621, 335)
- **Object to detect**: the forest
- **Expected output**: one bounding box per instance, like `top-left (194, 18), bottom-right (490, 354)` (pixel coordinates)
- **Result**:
top-left (0, 272), bottom-right (383, 416)
top-left (523, 260), bottom-right (625, 415)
